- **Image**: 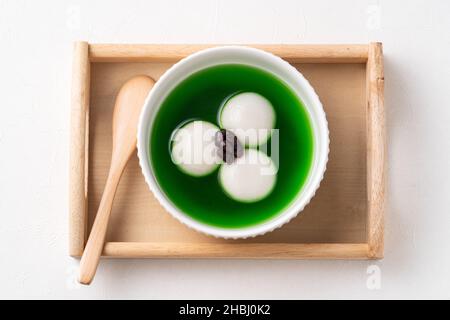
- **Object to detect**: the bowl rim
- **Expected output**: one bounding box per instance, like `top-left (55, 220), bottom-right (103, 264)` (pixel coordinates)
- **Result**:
top-left (137, 45), bottom-right (329, 239)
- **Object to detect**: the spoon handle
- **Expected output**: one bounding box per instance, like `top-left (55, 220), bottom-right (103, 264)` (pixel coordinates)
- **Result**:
top-left (78, 163), bottom-right (126, 284)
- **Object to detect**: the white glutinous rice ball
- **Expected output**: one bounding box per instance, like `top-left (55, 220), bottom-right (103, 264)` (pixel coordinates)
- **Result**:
top-left (219, 149), bottom-right (277, 202)
top-left (220, 92), bottom-right (275, 147)
top-left (171, 120), bottom-right (220, 177)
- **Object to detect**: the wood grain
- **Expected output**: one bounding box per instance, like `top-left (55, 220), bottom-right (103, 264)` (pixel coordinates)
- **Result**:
top-left (79, 76), bottom-right (155, 284)
top-left (69, 41), bottom-right (90, 256)
top-left (102, 242), bottom-right (369, 259)
top-left (85, 63), bottom-right (367, 250)
top-left (89, 44), bottom-right (368, 63)
top-left (366, 43), bottom-right (385, 259)
top-left (69, 43), bottom-right (385, 259)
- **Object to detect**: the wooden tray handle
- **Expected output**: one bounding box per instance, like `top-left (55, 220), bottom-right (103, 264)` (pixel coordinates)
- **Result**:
top-left (366, 42), bottom-right (385, 259)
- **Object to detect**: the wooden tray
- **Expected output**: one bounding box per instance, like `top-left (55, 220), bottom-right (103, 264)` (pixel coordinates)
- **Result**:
top-left (69, 43), bottom-right (385, 259)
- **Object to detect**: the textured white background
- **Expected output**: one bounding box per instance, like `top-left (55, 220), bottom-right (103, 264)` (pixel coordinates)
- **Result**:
top-left (1, 0), bottom-right (449, 299)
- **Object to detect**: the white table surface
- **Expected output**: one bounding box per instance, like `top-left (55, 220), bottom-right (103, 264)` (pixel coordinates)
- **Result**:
top-left (1, 0), bottom-right (449, 299)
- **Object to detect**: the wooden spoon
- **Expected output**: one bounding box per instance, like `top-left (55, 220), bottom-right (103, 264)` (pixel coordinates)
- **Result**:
top-left (78, 75), bottom-right (155, 285)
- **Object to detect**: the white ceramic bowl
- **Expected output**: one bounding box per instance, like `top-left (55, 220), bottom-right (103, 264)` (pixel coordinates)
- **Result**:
top-left (137, 46), bottom-right (329, 239)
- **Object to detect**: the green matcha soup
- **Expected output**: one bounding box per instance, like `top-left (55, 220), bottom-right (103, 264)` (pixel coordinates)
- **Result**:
top-left (149, 64), bottom-right (314, 228)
